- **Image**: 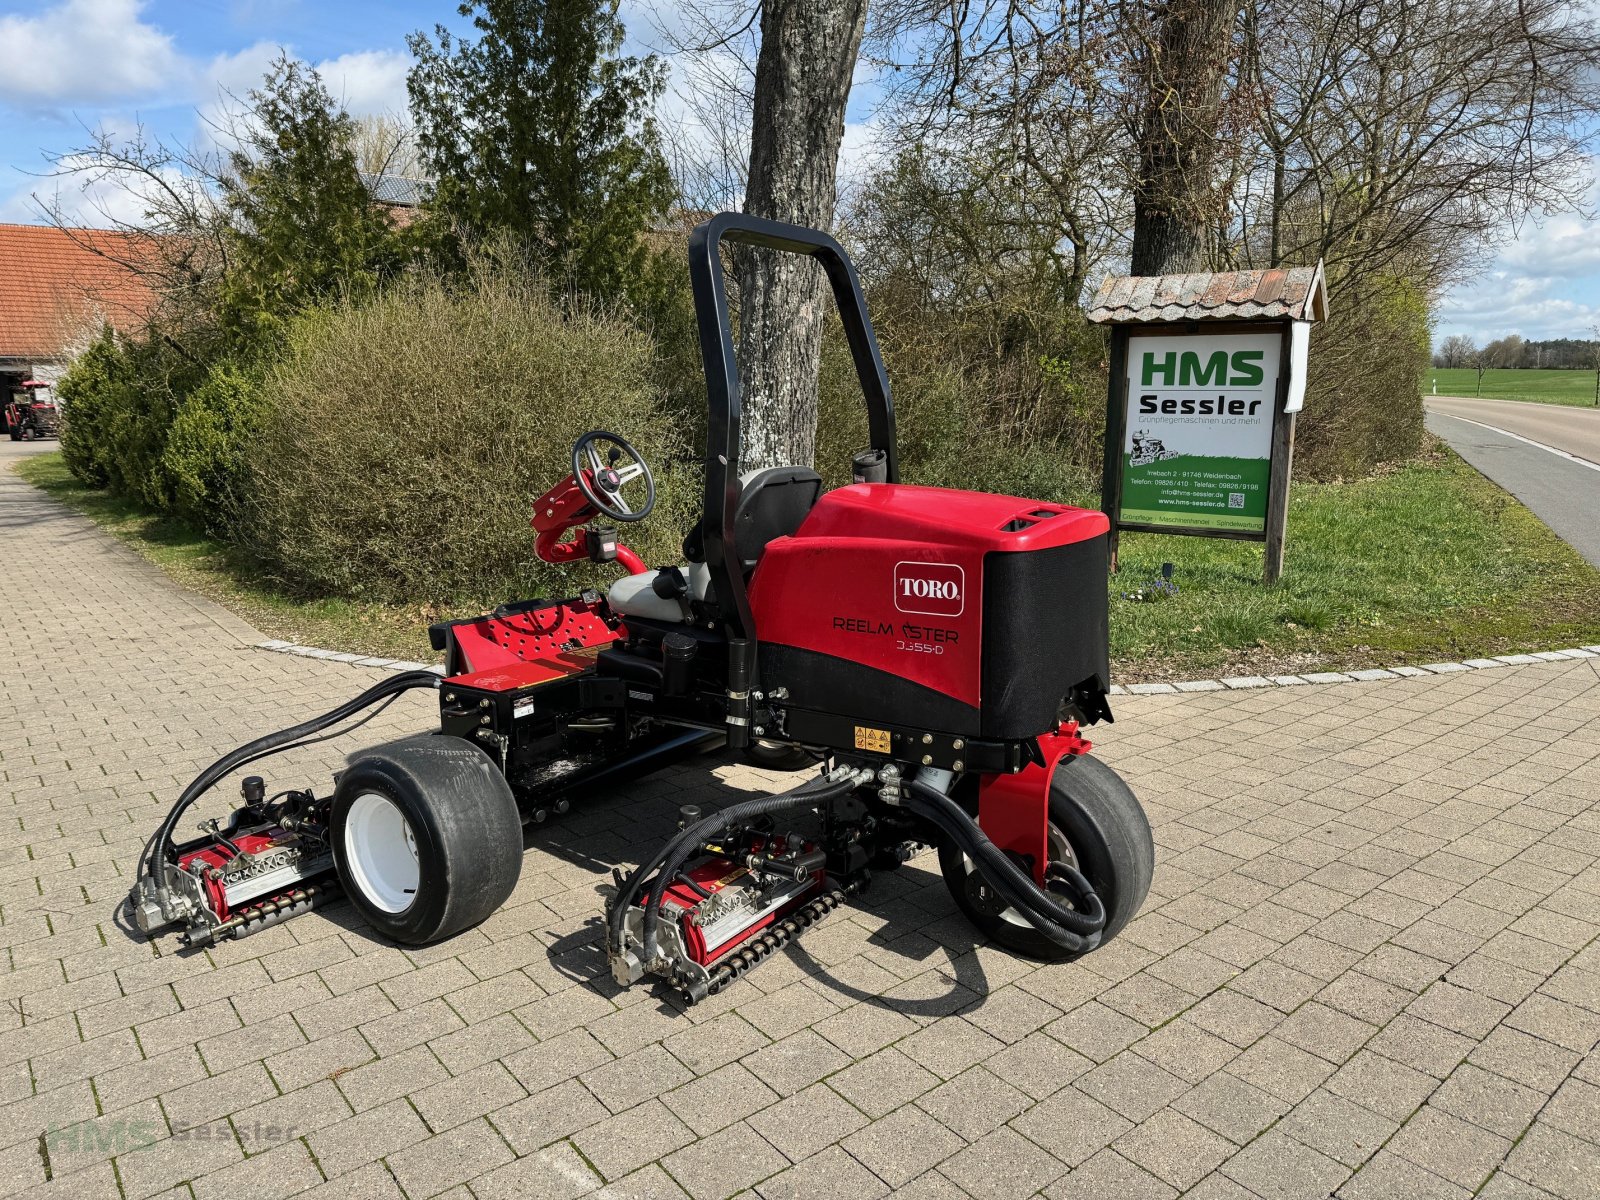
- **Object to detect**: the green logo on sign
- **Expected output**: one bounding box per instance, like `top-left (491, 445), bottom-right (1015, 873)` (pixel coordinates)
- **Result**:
top-left (1140, 350), bottom-right (1265, 388)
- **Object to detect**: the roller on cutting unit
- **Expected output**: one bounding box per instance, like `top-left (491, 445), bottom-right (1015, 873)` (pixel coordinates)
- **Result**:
top-left (128, 213), bottom-right (1153, 1002)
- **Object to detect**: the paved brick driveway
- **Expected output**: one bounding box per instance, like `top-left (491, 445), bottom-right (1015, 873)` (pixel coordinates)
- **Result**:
top-left (2, 441), bottom-right (1598, 1200)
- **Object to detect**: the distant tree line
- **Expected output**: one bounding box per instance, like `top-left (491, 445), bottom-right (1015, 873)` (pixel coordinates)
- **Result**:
top-left (1435, 334), bottom-right (1600, 370)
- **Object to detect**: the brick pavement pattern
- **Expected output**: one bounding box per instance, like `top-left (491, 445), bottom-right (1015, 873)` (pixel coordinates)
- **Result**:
top-left (2, 440), bottom-right (1598, 1200)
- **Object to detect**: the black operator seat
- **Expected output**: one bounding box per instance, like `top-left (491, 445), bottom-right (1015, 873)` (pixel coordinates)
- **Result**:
top-left (683, 466), bottom-right (824, 574)
top-left (610, 466), bottom-right (823, 623)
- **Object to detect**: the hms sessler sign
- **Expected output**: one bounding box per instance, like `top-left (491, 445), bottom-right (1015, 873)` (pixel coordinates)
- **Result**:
top-left (1119, 331), bottom-right (1282, 534)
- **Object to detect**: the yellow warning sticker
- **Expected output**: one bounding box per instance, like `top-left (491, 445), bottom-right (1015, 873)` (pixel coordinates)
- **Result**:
top-left (854, 725), bottom-right (892, 753)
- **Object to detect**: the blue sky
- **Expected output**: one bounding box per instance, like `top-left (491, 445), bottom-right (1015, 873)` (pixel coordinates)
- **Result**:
top-left (1, 0), bottom-right (1595, 350)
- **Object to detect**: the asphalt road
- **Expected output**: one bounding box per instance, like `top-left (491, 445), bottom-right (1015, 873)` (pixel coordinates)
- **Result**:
top-left (1424, 395), bottom-right (1600, 568)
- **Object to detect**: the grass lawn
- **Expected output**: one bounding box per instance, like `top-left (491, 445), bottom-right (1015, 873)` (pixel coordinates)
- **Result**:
top-left (1111, 442), bottom-right (1600, 679)
top-left (16, 444), bottom-right (1600, 683)
top-left (1426, 367), bottom-right (1599, 406)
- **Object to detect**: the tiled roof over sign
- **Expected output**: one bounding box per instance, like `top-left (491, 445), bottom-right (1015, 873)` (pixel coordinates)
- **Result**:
top-left (1088, 261), bottom-right (1327, 324)
top-left (0, 224), bottom-right (158, 360)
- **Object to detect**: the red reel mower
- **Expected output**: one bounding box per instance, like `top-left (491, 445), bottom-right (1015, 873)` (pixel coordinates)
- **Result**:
top-left (128, 215), bottom-right (1153, 1004)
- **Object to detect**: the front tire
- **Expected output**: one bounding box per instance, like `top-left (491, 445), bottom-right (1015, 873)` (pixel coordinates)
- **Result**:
top-left (332, 735), bottom-right (522, 944)
top-left (938, 754), bottom-right (1153, 961)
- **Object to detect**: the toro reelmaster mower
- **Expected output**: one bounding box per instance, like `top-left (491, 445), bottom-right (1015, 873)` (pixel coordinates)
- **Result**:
top-left (128, 215), bottom-right (1153, 1003)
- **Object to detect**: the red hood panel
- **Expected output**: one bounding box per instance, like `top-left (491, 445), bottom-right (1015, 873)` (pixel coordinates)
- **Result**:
top-left (793, 484), bottom-right (1107, 551)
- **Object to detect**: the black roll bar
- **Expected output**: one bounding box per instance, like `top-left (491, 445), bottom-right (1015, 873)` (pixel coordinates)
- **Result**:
top-left (686, 212), bottom-right (898, 641)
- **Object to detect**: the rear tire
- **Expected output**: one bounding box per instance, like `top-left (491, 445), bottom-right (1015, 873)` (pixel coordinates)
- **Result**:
top-left (938, 754), bottom-right (1153, 961)
top-left (332, 735), bottom-right (522, 944)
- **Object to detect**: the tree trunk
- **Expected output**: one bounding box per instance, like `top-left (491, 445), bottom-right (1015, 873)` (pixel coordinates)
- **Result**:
top-left (735, 0), bottom-right (867, 472)
top-left (1129, 0), bottom-right (1241, 276)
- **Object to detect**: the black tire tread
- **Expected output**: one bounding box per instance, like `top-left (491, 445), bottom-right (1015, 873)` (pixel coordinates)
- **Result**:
top-left (938, 753), bottom-right (1153, 961)
top-left (332, 735), bottom-right (521, 945)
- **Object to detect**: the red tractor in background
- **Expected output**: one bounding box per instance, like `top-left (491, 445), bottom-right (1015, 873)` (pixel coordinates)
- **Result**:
top-left (128, 215), bottom-right (1154, 1005)
top-left (4, 381), bottom-right (59, 441)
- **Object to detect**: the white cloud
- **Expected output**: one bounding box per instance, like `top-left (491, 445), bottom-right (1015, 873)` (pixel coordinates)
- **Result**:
top-left (316, 49), bottom-right (412, 119)
top-left (0, 152), bottom-right (210, 227)
top-left (1436, 169), bottom-right (1600, 345)
top-left (0, 0), bottom-right (185, 109)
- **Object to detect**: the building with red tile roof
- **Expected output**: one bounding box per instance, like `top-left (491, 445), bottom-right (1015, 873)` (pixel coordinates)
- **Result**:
top-left (0, 223), bottom-right (159, 395)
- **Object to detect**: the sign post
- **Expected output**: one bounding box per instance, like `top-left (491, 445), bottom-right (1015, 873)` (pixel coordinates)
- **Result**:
top-left (1089, 265), bottom-right (1325, 584)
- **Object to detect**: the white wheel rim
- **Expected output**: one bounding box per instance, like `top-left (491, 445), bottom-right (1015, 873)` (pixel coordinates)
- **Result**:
top-left (344, 792), bottom-right (420, 914)
top-left (965, 822), bottom-right (1077, 930)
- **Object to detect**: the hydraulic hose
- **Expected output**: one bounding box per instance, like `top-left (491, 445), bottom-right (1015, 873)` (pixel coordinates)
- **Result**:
top-left (142, 669), bottom-right (441, 883)
top-left (904, 777), bottom-right (1106, 954)
top-left (608, 770), bottom-right (858, 964)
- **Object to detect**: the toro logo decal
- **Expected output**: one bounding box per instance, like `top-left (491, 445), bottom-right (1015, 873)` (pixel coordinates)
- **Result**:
top-left (894, 561), bottom-right (964, 617)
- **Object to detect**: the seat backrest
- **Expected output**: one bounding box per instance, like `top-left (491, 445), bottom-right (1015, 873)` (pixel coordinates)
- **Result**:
top-left (682, 466), bottom-right (824, 574)
top-left (731, 467), bottom-right (823, 573)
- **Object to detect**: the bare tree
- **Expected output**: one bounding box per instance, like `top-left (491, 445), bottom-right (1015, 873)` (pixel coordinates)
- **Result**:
top-left (863, 1), bottom-right (1130, 303)
top-left (1591, 326), bottom-right (1600, 408)
top-left (30, 122), bottom-right (233, 346)
top-left (735, 0), bottom-right (869, 470)
top-left (1481, 335), bottom-right (1527, 370)
top-left (347, 112), bottom-right (423, 179)
top-left (649, 0), bottom-right (759, 214)
top-left (1438, 334), bottom-right (1476, 369)
top-left (1232, 0), bottom-right (1600, 296)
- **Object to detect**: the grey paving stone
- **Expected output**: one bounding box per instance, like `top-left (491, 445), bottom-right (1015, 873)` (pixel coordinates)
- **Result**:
top-left (1111, 1108), bottom-right (1232, 1190)
top-left (843, 1104), bottom-right (966, 1188)
top-left (939, 1126), bottom-right (1066, 1200)
top-left (1502, 1124), bottom-right (1600, 1200)
top-left (385, 1118), bottom-right (515, 1198)
top-left (1172, 1070), bottom-right (1291, 1144)
top-left (1430, 1062), bottom-right (1546, 1140)
top-left (1278, 1088), bottom-right (1397, 1169)
top-left (660, 1120), bottom-right (788, 1200)
top-left (1339, 1151), bottom-right (1474, 1200)
top-left (1220, 1130), bottom-right (1350, 1199)
top-left (917, 1065), bottom-right (1033, 1142)
top-left (1386, 1106), bottom-right (1514, 1191)
top-left (747, 1081), bottom-right (868, 1161)
top-left (1009, 1086), bottom-right (1132, 1167)
top-left (1073, 1051), bottom-right (1191, 1123)
top-left (757, 1144), bottom-right (890, 1200)
top-left (1044, 1148), bottom-right (1178, 1199)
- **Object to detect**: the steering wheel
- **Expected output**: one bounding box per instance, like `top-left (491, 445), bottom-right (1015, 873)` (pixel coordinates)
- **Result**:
top-left (572, 430), bottom-right (656, 522)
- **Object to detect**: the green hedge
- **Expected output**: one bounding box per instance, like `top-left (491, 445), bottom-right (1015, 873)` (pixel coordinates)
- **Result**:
top-left (244, 265), bottom-right (694, 603)
top-left (164, 361), bottom-right (265, 533)
top-left (48, 256), bottom-right (1432, 613)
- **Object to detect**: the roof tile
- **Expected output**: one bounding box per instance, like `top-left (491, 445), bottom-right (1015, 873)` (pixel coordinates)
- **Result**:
top-left (1086, 261), bottom-right (1328, 325)
top-left (0, 224), bottom-right (157, 361)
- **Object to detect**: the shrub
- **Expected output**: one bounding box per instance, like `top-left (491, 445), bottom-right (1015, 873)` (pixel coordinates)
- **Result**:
top-left (55, 327), bottom-right (189, 506)
top-left (163, 361), bottom-right (265, 533)
top-left (246, 264), bottom-right (692, 604)
top-left (815, 308), bottom-right (1103, 504)
top-left (1297, 277), bottom-right (1429, 480)
top-left (57, 327), bottom-right (120, 487)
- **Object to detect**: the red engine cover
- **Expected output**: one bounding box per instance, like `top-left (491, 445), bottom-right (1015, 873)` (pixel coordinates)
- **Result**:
top-left (747, 484), bottom-right (1107, 708)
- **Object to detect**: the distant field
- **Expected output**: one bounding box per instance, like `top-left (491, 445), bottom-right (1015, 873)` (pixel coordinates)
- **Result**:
top-left (1426, 367), bottom-right (1597, 406)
